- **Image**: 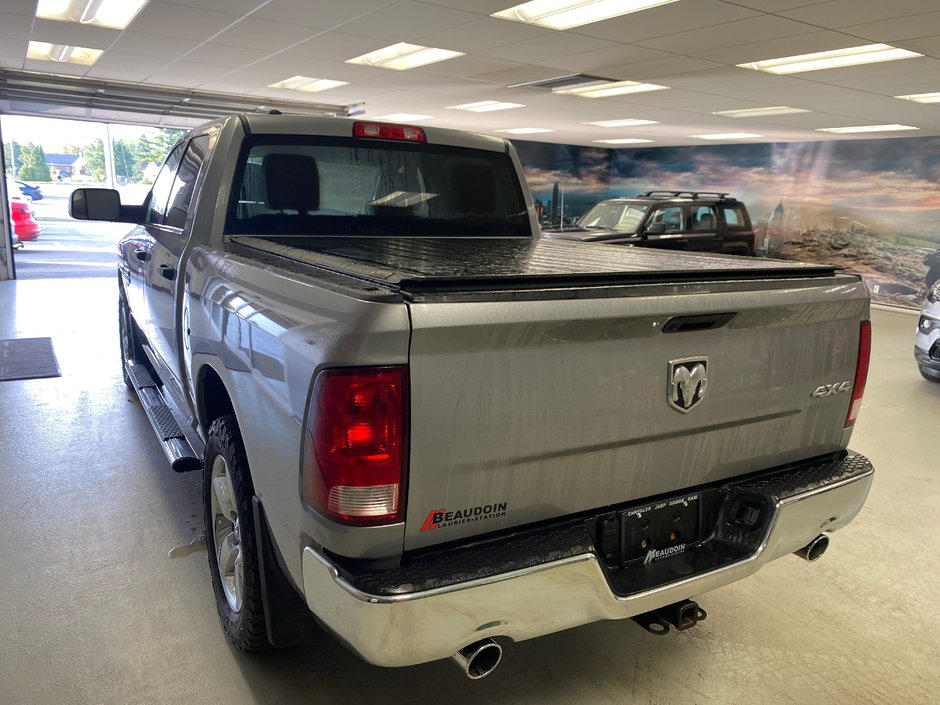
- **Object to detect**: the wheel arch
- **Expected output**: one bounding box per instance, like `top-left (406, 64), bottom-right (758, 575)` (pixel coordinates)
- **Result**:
top-left (196, 363), bottom-right (237, 434)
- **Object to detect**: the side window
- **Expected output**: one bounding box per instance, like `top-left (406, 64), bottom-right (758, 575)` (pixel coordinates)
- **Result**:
top-left (650, 205), bottom-right (685, 232)
top-left (146, 145), bottom-right (183, 225)
top-left (165, 136), bottom-right (210, 229)
top-left (692, 205), bottom-right (718, 231)
top-left (722, 206), bottom-right (747, 229)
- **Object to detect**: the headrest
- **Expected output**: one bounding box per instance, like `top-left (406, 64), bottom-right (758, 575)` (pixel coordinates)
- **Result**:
top-left (452, 164), bottom-right (496, 213)
top-left (263, 153), bottom-right (319, 213)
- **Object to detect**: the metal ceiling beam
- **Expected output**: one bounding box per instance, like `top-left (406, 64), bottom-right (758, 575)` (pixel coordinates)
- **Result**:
top-left (0, 69), bottom-right (362, 123)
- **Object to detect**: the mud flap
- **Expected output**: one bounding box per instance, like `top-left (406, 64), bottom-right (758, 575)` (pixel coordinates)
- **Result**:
top-left (252, 497), bottom-right (315, 647)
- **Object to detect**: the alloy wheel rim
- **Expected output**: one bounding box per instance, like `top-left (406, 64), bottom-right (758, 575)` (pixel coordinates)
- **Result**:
top-left (210, 455), bottom-right (243, 612)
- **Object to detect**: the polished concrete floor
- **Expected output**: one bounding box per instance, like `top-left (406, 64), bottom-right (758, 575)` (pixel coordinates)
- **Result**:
top-left (0, 276), bottom-right (937, 705)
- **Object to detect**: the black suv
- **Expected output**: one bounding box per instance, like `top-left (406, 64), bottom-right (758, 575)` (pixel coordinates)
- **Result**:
top-left (542, 191), bottom-right (755, 256)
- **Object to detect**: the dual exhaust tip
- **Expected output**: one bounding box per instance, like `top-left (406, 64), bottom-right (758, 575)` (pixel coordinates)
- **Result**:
top-left (452, 638), bottom-right (502, 679)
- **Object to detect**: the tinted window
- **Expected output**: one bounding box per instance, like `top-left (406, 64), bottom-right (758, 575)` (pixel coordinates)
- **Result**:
top-left (692, 205), bottom-right (718, 231)
top-left (228, 137), bottom-right (530, 237)
top-left (165, 136), bottom-right (210, 229)
top-left (578, 201), bottom-right (648, 233)
top-left (650, 206), bottom-right (685, 232)
top-left (722, 206), bottom-right (747, 229)
top-left (146, 145), bottom-right (183, 225)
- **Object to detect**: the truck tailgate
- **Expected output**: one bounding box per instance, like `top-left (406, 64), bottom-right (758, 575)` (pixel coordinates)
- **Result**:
top-left (399, 246), bottom-right (867, 549)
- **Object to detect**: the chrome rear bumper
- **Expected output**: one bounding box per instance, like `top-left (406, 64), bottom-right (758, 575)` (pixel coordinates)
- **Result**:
top-left (301, 453), bottom-right (873, 668)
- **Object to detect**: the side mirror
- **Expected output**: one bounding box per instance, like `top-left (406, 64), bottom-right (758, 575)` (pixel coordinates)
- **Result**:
top-left (645, 221), bottom-right (667, 236)
top-left (70, 188), bottom-right (121, 221)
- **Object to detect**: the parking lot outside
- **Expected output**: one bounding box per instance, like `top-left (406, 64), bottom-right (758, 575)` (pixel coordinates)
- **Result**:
top-left (11, 182), bottom-right (146, 279)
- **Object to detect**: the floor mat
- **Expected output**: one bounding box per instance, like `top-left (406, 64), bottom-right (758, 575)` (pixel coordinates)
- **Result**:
top-left (0, 337), bottom-right (61, 382)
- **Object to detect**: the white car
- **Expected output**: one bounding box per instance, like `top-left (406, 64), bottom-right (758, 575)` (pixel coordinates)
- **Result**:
top-left (915, 282), bottom-right (940, 382)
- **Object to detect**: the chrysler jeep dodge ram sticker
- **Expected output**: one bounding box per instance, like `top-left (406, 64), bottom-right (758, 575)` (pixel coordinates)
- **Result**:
top-left (420, 503), bottom-right (508, 531)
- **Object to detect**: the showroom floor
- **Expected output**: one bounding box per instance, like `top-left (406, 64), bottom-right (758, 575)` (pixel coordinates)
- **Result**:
top-left (0, 276), bottom-right (937, 705)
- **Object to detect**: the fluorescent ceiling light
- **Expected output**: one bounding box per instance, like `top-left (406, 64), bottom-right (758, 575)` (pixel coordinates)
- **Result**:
top-left (36, 0), bottom-right (149, 30)
top-left (588, 118), bottom-right (658, 127)
top-left (347, 42), bottom-right (464, 70)
top-left (496, 127), bottom-right (553, 134)
top-left (373, 113), bottom-right (433, 122)
top-left (26, 41), bottom-right (103, 65)
top-left (895, 92), bottom-right (940, 104)
top-left (268, 75), bottom-right (348, 93)
top-left (712, 106), bottom-right (809, 118)
top-left (816, 124), bottom-right (919, 134)
top-left (738, 43), bottom-right (922, 75)
top-left (593, 138), bottom-right (654, 144)
top-left (447, 101), bottom-right (525, 112)
top-left (554, 80), bottom-right (668, 98)
top-left (493, 0), bottom-right (679, 30)
top-left (692, 133), bottom-right (763, 140)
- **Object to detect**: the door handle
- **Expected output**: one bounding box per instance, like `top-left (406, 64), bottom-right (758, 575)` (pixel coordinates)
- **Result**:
top-left (135, 249), bottom-right (149, 261)
top-left (159, 264), bottom-right (177, 281)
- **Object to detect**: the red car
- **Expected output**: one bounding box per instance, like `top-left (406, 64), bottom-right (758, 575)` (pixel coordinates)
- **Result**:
top-left (9, 195), bottom-right (40, 241)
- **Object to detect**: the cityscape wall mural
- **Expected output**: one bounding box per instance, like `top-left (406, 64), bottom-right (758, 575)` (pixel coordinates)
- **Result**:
top-left (514, 136), bottom-right (940, 308)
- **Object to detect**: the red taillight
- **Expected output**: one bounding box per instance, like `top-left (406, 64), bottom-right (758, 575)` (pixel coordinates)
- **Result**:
top-left (845, 320), bottom-right (871, 427)
top-left (353, 121), bottom-right (426, 142)
top-left (303, 366), bottom-right (408, 525)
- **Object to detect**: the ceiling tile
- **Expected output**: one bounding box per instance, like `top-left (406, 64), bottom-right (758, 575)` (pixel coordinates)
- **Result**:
top-left (87, 52), bottom-right (165, 73)
top-left (323, 0), bottom-right (478, 42)
top-left (480, 32), bottom-right (617, 63)
top-left (160, 0), bottom-right (272, 13)
top-left (607, 56), bottom-right (727, 80)
top-left (719, 0), bottom-right (829, 10)
top-left (286, 32), bottom-right (388, 61)
top-left (1, 0), bottom-right (39, 16)
top-left (107, 32), bottom-right (201, 59)
top-left (213, 17), bottom-right (321, 51)
top-left (183, 42), bottom-right (272, 67)
top-left (0, 55), bottom-right (27, 70)
top-left (84, 65), bottom-right (154, 82)
top-left (30, 18), bottom-right (121, 49)
top-left (896, 35), bottom-right (940, 55)
top-left (23, 58), bottom-right (89, 76)
top-left (417, 17), bottom-right (552, 52)
top-left (0, 13), bottom-right (33, 41)
top-left (634, 15), bottom-right (818, 55)
top-left (537, 46), bottom-right (670, 74)
top-left (417, 0), bottom-right (507, 12)
top-left (691, 29), bottom-right (862, 64)
top-left (777, 0), bottom-right (940, 28)
top-left (252, 0), bottom-right (394, 30)
top-left (410, 56), bottom-right (524, 81)
top-left (129, 1), bottom-right (243, 40)
top-left (839, 12), bottom-right (940, 42)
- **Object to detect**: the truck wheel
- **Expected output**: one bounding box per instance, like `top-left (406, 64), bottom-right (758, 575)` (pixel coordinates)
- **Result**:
top-left (203, 414), bottom-right (270, 651)
top-left (919, 365), bottom-right (940, 383)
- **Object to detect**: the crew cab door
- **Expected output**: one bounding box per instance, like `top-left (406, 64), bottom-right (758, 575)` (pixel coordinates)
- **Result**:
top-left (143, 135), bottom-right (212, 407)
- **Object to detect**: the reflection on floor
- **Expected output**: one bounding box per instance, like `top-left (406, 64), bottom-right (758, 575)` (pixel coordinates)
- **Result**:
top-left (0, 277), bottom-right (937, 704)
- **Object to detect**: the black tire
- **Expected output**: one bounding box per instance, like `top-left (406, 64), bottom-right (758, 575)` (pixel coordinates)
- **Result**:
top-left (203, 414), bottom-right (270, 651)
top-left (919, 366), bottom-right (940, 383)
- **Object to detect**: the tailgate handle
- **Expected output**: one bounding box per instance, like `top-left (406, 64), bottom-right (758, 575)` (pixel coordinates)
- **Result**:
top-left (662, 312), bottom-right (736, 334)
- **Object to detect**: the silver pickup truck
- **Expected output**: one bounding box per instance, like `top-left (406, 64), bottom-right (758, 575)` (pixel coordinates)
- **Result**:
top-left (70, 114), bottom-right (874, 679)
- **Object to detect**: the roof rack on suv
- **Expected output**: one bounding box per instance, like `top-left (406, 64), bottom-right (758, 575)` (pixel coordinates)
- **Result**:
top-left (638, 191), bottom-right (731, 200)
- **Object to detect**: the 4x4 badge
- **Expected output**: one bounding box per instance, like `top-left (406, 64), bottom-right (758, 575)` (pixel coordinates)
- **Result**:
top-left (668, 357), bottom-right (708, 413)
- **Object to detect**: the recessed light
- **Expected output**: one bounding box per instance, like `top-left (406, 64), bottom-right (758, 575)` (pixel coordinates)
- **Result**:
top-left (347, 42), bottom-right (464, 71)
top-left (373, 113), bottom-right (433, 122)
top-left (592, 138), bottom-right (654, 144)
top-left (587, 118), bottom-right (658, 127)
top-left (26, 41), bottom-right (103, 65)
top-left (738, 43), bottom-right (922, 75)
top-left (36, 0), bottom-right (149, 30)
top-left (692, 133), bottom-right (763, 140)
top-left (268, 75), bottom-right (348, 93)
top-left (554, 80), bottom-right (668, 98)
top-left (496, 127), bottom-right (554, 134)
top-left (492, 0), bottom-right (679, 31)
top-left (712, 106), bottom-right (810, 118)
top-left (895, 92), bottom-right (940, 104)
top-left (446, 101), bottom-right (525, 112)
top-left (815, 124), bottom-right (919, 134)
